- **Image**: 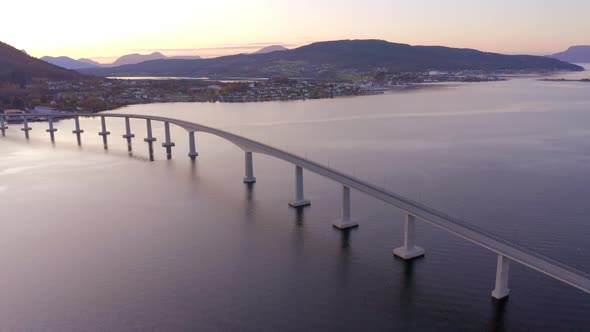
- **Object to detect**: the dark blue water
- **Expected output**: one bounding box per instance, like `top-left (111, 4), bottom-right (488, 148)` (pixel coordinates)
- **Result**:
top-left (0, 73), bottom-right (589, 331)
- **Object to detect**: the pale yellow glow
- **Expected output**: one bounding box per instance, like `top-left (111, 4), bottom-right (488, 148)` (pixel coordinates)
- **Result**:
top-left (2, 0), bottom-right (589, 62)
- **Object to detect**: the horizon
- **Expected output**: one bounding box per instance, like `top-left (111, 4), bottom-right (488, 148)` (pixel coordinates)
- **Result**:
top-left (3, 0), bottom-right (589, 63)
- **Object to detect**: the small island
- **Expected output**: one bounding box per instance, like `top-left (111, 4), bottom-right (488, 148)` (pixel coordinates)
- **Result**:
top-left (539, 78), bottom-right (590, 82)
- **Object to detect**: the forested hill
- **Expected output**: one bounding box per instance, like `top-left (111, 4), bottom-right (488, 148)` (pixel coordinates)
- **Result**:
top-left (80, 40), bottom-right (584, 79)
top-left (0, 41), bottom-right (80, 84)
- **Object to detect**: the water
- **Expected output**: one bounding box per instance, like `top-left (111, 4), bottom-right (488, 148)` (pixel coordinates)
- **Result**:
top-left (1, 69), bottom-right (590, 331)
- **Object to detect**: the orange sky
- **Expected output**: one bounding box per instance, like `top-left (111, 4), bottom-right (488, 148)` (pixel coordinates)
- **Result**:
top-left (2, 0), bottom-right (589, 63)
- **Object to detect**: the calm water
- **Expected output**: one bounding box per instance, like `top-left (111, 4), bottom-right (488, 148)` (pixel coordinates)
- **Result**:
top-left (1, 70), bottom-right (590, 331)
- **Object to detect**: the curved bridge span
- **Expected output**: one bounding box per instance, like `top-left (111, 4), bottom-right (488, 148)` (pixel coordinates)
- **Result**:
top-left (2, 112), bottom-right (590, 300)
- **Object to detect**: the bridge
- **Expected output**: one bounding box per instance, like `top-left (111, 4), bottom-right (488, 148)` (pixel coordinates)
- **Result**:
top-left (2, 112), bottom-right (590, 300)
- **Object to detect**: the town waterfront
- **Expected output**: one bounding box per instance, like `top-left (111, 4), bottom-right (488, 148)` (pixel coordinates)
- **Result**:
top-left (1, 71), bottom-right (590, 331)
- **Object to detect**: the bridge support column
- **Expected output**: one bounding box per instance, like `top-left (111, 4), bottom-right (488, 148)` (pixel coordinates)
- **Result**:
top-left (393, 213), bottom-right (425, 260)
top-left (492, 255), bottom-right (511, 300)
top-left (21, 116), bottom-right (31, 139)
top-left (188, 131), bottom-right (198, 160)
top-left (289, 165), bottom-right (311, 207)
top-left (46, 117), bottom-right (57, 142)
top-left (0, 115), bottom-right (7, 136)
top-left (72, 116), bottom-right (84, 145)
top-left (144, 119), bottom-right (157, 161)
top-left (98, 116), bottom-right (111, 149)
top-left (243, 151), bottom-right (256, 183)
top-left (122, 116), bottom-right (135, 152)
top-left (332, 185), bottom-right (358, 229)
top-left (161, 121), bottom-right (175, 160)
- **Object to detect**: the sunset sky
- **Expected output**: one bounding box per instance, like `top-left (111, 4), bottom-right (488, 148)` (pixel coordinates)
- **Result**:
top-left (3, 0), bottom-right (589, 63)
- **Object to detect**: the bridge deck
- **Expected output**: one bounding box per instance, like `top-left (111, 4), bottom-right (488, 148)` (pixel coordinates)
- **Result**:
top-left (4, 112), bottom-right (590, 295)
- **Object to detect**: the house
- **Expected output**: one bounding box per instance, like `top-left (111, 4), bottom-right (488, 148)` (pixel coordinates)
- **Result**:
top-left (2, 109), bottom-right (25, 123)
top-left (3, 109), bottom-right (24, 115)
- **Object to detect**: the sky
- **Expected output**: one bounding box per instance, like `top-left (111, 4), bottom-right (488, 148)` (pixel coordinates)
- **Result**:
top-left (2, 0), bottom-right (589, 63)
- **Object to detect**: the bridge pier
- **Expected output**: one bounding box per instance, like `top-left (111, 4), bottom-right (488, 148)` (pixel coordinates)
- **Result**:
top-left (289, 165), bottom-right (311, 207)
top-left (98, 116), bottom-right (111, 149)
top-left (161, 121), bottom-right (175, 160)
top-left (21, 116), bottom-right (32, 139)
top-left (188, 131), bottom-right (198, 160)
top-left (492, 255), bottom-right (511, 300)
top-left (72, 116), bottom-right (84, 145)
top-left (1, 115), bottom-right (7, 136)
top-left (393, 213), bottom-right (425, 260)
top-left (46, 117), bottom-right (57, 142)
top-left (144, 119), bottom-right (157, 161)
top-left (122, 116), bottom-right (135, 152)
top-left (332, 185), bottom-right (358, 229)
top-left (243, 151), bottom-right (256, 183)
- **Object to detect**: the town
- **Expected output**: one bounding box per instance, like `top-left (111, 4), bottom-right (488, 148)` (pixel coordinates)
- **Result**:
top-left (0, 71), bottom-right (503, 114)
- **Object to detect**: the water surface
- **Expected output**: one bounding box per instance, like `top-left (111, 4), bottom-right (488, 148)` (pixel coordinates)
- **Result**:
top-left (1, 71), bottom-right (590, 331)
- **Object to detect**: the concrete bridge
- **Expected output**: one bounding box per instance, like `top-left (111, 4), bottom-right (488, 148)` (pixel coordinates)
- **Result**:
top-left (2, 112), bottom-right (590, 300)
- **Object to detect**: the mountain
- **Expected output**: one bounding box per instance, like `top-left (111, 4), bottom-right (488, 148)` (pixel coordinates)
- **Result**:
top-left (41, 56), bottom-right (99, 69)
top-left (168, 55), bottom-right (202, 60)
top-left (80, 39), bottom-right (583, 79)
top-left (254, 45), bottom-right (288, 54)
top-left (0, 41), bottom-right (80, 83)
top-left (111, 52), bottom-right (167, 66)
top-left (78, 58), bottom-right (102, 66)
top-left (110, 52), bottom-right (202, 66)
top-left (549, 46), bottom-right (590, 63)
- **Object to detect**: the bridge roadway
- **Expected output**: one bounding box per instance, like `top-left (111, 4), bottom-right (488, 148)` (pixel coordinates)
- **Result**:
top-left (2, 112), bottom-right (590, 299)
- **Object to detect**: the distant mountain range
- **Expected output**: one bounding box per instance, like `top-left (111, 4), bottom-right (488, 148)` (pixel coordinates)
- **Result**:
top-left (41, 52), bottom-right (202, 69)
top-left (110, 52), bottom-right (202, 66)
top-left (254, 45), bottom-right (289, 54)
top-left (80, 39), bottom-right (583, 79)
top-left (40, 56), bottom-right (100, 69)
top-left (549, 46), bottom-right (590, 63)
top-left (0, 41), bottom-right (80, 83)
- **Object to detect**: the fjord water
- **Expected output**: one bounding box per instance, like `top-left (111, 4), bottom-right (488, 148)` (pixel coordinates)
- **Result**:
top-left (1, 71), bottom-right (590, 331)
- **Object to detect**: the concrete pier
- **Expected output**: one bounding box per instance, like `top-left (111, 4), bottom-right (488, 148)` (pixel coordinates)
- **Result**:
top-left (161, 121), bottom-right (175, 160)
top-left (243, 151), bottom-right (256, 183)
top-left (21, 116), bottom-right (32, 139)
top-left (289, 165), bottom-right (311, 207)
top-left (393, 213), bottom-right (425, 260)
top-left (46, 117), bottom-right (58, 142)
top-left (0, 115), bottom-right (7, 136)
top-left (98, 116), bottom-right (111, 148)
top-left (72, 116), bottom-right (84, 145)
top-left (144, 119), bottom-right (157, 161)
top-left (492, 255), bottom-right (511, 300)
top-left (122, 117), bottom-right (135, 152)
top-left (332, 185), bottom-right (359, 229)
top-left (188, 131), bottom-right (198, 160)
top-left (122, 117), bottom-right (135, 139)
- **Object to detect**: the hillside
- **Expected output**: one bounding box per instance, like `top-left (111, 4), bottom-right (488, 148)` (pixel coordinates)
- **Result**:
top-left (549, 46), bottom-right (590, 63)
top-left (80, 40), bottom-right (583, 79)
top-left (0, 41), bottom-right (80, 83)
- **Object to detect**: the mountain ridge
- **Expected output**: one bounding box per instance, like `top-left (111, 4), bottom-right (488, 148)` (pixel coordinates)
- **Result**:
top-left (0, 41), bottom-right (81, 83)
top-left (254, 45), bottom-right (289, 54)
top-left (549, 45), bottom-right (590, 63)
top-left (79, 39), bottom-right (583, 79)
top-left (43, 52), bottom-right (203, 69)
top-left (41, 56), bottom-right (100, 69)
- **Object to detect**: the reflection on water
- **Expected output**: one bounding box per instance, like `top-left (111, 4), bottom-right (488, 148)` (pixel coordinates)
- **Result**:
top-left (0, 74), bottom-right (589, 331)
